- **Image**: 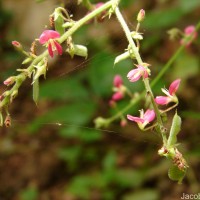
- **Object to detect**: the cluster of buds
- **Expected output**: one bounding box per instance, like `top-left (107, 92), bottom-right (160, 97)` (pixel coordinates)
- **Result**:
top-left (109, 75), bottom-right (125, 106)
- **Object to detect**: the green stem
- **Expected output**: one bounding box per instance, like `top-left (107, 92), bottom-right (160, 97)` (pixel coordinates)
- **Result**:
top-left (106, 20), bottom-right (200, 128)
top-left (115, 7), bottom-right (167, 144)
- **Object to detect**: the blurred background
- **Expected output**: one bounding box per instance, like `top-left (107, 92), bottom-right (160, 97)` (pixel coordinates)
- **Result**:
top-left (0, 0), bottom-right (200, 199)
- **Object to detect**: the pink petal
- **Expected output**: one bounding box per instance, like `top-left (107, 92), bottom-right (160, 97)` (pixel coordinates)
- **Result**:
top-left (143, 109), bottom-right (155, 123)
top-left (127, 115), bottom-right (144, 123)
top-left (54, 41), bottom-right (63, 55)
top-left (169, 79), bottom-right (181, 95)
top-left (113, 75), bottom-right (123, 87)
top-left (155, 96), bottom-right (171, 105)
top-left (39, 30), bottom-right (60, 44)
top-left (127, 69), bottom-right (142, 82)
top-left (112, 91), bottom-right (123, 101)
top-left (48, 43), bottom-right (54, 58)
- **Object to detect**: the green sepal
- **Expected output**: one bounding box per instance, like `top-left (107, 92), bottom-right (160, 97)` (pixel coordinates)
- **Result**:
top-left (33, 78), bottom-right (39, 106)
top-left (168, 165), bottom-right (186, 184)
top-left (54, 8), bottom-right (65, 35)
top-left (167, 112), bottom-right (181, 148)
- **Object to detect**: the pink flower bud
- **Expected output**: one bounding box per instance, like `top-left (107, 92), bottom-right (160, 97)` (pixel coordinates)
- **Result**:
top-left (12, 41), bottom-right (22, 49)
top-left (3, 76), bottom-right (15, 86)
top-left (113, 75), bottom-right (123, 88)
top-left (109, 100), bottom-right (116, 108)
top-left (120, 119), bottom-right (127, 127)
top-left (112, 91), bottom-right (124, 101)
top-left (180, 25), bottom-right (198, 47)
top-left (137, 9), bottom-right (145, 22)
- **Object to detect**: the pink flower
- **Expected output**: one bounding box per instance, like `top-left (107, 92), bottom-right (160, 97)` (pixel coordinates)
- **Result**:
top-left (39, 30), bottom-right (62, 58)
top-left (180, 25), bottom-right (198, 47)
top-left (127, 109), bottom-right (155, 130)
top-left (127, 64), bottom-right (149, 82)
top-left (113, 75), bottom-right (123, 88)
top-left (155, 79), bottom-right (181, 105)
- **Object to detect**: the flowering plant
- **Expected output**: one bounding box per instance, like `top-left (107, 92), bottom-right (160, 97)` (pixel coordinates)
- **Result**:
top-left (0, 0), bottom-right (199, 184)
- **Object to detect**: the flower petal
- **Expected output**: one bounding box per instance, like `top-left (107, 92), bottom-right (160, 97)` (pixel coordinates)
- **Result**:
top-left (48, 43), bottom-right (54, 58)
top-left (127, 69), bottom-right (142, 82)
top-left (169, 79), bottom-right (181, 95)
top-left (39, 30), bottom-right (60, 44)
top-left (143, 109), bottom-right (155, 123)
top-left (127, 115), bottom-right (144, 123)
top-left (54, 41), bottom-right (63, 55)
top-left (155, 96), bottom-right (171, 105)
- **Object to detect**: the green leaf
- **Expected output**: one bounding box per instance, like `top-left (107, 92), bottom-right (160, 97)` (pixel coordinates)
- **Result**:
top-left (167, 112), bottom-right (181, 148)
top-left (32, 78), bottom-right (39, 105)
top-left (168, 165), bottom-right (186, 184)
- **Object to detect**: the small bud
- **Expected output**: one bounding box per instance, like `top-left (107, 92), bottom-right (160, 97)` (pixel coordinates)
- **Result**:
top-left (4, 115), bottom-right (11, 127)
top-left (113, 75), bottom-right (123, 88)
top-left (12, 41), bottom-right (22, 50)
top-left (10, 90), bottom-right (18, 103)
top-left (109, 100), bottom-right (116, 108)
top-left (137, 9), bottom-right (145, 22)
top-left (3, 76), bottom-right (15, 86)
top-left (120, 119), bottom-right (127, 127)
top-left (74, 44), bottom-right (88, 58)
top-left (94, 117), bottom-right (109, 128)
top-left (22, 57), bottom-right (32, 65)
top-left (114, 51), bottom-right (131, 65)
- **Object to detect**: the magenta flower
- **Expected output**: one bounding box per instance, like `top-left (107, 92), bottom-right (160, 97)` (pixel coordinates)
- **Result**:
top-left (113, 75), bottom-right (123, 88)
top-left (180, 25), bottom-right (198, 47)
top-left (127, 109), bottom-right (155, 130)
top-left (155, 79), bottom-right (181, 105)
top-left (127, 64), bottom-right (149, 82)
top-left (39, 30), bottom-right (62, 58)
